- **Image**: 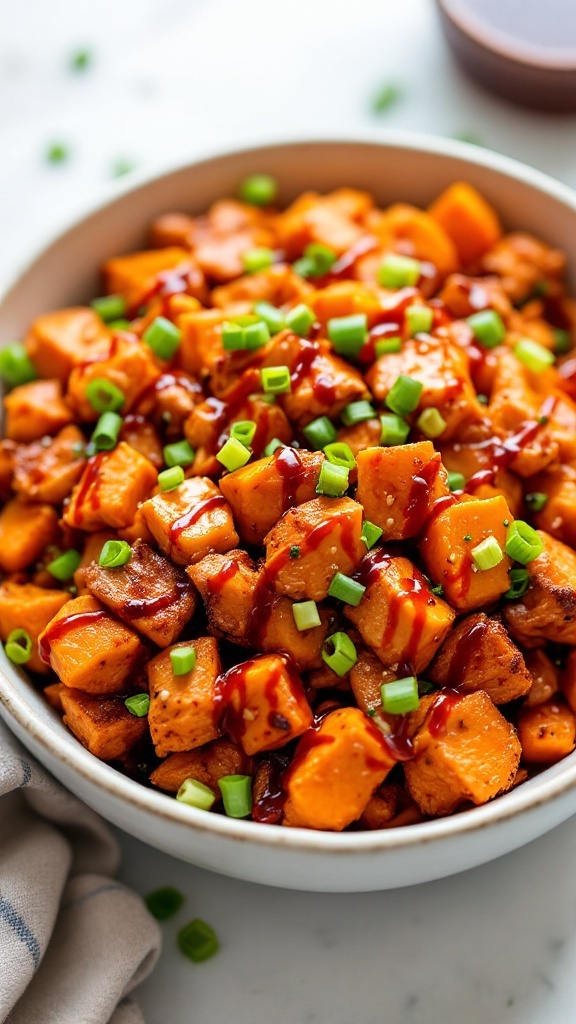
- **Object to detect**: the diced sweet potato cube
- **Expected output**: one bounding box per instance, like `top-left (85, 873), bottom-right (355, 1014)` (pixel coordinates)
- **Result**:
top-left (83, 539), bottom-right (196, 647)
top-left (532, 464), bottom-right (576, 549)
top-left (488, 348), bottom-right (558, 477)
top-left (66, 336), bottom-right (159, 422)
top-left (517, 700), bottom-right (576, 764)
top-left (60, 687), bottom-right (148, 760)
top-left (4, 379), bottom-right (74, 443)
top-left (275, 190), bottom-right (368, 258)
top-left (525, 650), bottom-right (560, 708)
top-left (345, 552), bottom-right (455, 673)
top-left (219, 449), bottom-right (324, 545)
top-left (0, 581), bottom-right (70, 674)
top-left (149, 212), bottom-right (195, 248)
top-left (12, 425), bottom-right (85, 504)
top-left (420, 495), bottom-right (513, 612)
top-left (102, 246), bottom-right (190, 309)
top-left (356, 441), bottom-right (449, 541)
top-left (73, 531), bottom-right (116, 591)
top-left (504, 531), bottom-right (576, 647)
top-left (211, 264), bottom-right (313, 310)
top-left (217, 653), bottom-right (313, 756)
top-left (150, 738), bottom-right (252, 794)
top-left (428, 182), bottom-right (502, 265)
top-left (309, 281), bottom-right (382, 332)
top-left (283, 707), bottom-right (395, 831)
top-left (116, 506), bottom-right (156, 546)
top-left (429, 613), bottom-right (531, 704)
top-left (25, 307), bottom-right (111, 382)
top-left (404, 691), bottom-right (521, 816)
top-left (0, 498), bottom-right (59, 573)
top-left (64, 442), bottom-right (158, 532)
top-left (178, 310), bottom-right (227, 377)
top-left (118, 416), bottom-right (163, 469)
top-left (264, 496), bottom-right (365, 601)
top-left (38, 594), bottom-right (146, 693)
top-left (147, 636), bottom-right (221, 757)
top-left (438, 438), bottom-right (523, 518)
top-left (43, 682), bottom-right (64, 712)
top-left (337, 417), bottom-right (382, 458)
top-left (140, 476), bottom-right (238, 566)
top-left (371, 203), bottom-right (460, 276)
top-left (192, 199), bottom-right (274, 281)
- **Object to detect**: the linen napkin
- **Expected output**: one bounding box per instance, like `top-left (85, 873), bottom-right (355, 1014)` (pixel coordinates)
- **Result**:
top-left (0, 718), bottom-right (162, 1024)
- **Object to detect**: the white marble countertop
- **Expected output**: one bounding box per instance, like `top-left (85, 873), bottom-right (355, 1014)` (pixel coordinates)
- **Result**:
top-left (2, 1), bottom-right (576, 1020)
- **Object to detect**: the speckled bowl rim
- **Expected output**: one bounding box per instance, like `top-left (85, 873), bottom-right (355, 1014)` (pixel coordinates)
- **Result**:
top-left (2, 130), bottom-right (576, 856)
top-left (438, 0), bottom-right (576, 70)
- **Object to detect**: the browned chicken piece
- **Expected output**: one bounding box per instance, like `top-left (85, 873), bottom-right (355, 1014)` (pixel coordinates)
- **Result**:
top-left (118, 416), bottom-right (164, 469)
top-left (4, 379), bottom-right (74, 443)
top-left (524, 649), bottom-right (560, 708)
top-left (60, 688), bottom-right (148, 761)
top-left (481, 232), bottom-right (566, 305)
top-left (191, 198), bottom-right (275, 282)
top-left (438, 438), bottom-right (523, 518)
top-left (336, 417), bottom-right (382, 459)
top-left (275, 189), bottom-right (371, 259)
top-left (184, 392), bottom-right (292, 473)
top-left (149, 212), bottom-right (195, 249)
top-left (12, 425), bottom-right (85, 504)
top-left (488, 347), bottom-right (559, 477)
top-left (504, 531), bottom-right (576, 647)
top-left (429, 613), bottom-right (532, 704)
top-left (141, 475), bottom-right (238, 566)
top-left (355, 441), bottom-right (449, 540)
top-left (64, 442), bottom-right (158, 532)
top-left (517, 700), bottom-right (576, 764)
top-left (211, 264), bottom-right (313, 309)
top-left (83, 539), bottom-right (196, 647)
top-left (405, 691), bottom-right (521, 816)
top-left (150, 738), bottom-right (253, 795)
top-left (25, 307), bottom-right (110, 382)
top-left (349, 648), bottom-right (396, 714)
top-left (147, 636), bottom-right (221, 757)
top-left (135, 369), bottom-right (203, 440)
top-left (438, 273), bottom-right (512, 320)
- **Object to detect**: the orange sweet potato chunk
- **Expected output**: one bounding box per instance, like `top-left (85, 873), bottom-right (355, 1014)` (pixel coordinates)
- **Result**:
top-left (345, 552), bottom-right (455, 673)
top-left (503, 531), bottom-right (576, 647)
top-left (102, 246), bottom-right (190, 309)
top-left (0, 498), bottom-right (59, 573)
top-left (525, 650), bottom-right (559, 708)
top-left (355, 441), bottom-right (449, 541)
top-left (217, 653), bottom-right (313, 756)
top-left (140, 476), bottom-right (238, 566)
top-left (428, 182), bottom-right (502, 266)
top-left (38, 594), bottom-right (146, 693)
top-left (147, 636), bottom-right (221, 757)
top-left (12, 425), bottom-right (85, 504)
top-left (420, 495), bottom-right (513, 612)
top-left (372, 203), bottom-right (460, 277)
top-left (404, 691), bottom-right (521, 816)
top-left (283, 707), bottom-right (395, 831)
top-left (0, 581), bottom-right (70, 675)
top-left (25, 307), bottom-right (111, 382)
top-left (64, 442), bottom-right (158, 532)
top-left (264, 496), bottom-right (365, 601)
top-left (429, 613), bottom-right (532, 704)
top-left (60, 687), bottom-right (148, 761)
top-left (150, 738), bottom-right (252, 794)
top-left (66, 335), bottom-right (159, 422)
top-left (532, 464), bottom-right (576, 549)
top-left (517, 701), bottom-right (576, 764)
top-left (4, 379), bottom-right (74, 443)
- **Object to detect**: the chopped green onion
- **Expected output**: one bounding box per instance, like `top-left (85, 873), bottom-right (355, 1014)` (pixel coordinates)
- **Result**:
top-left (176, 778), bottom-right (216, 810)
top-left (91, 294), bottom-right (127, 323)
top-left (323, 442), bottom-right (356, 470)
top-left (375, 336), bottom-right (402, 357)
top-left (178, 919), bottom-right (220, 962)
top-left (381, 676), bottom-right (420, 715)
top-left (99, 539), bottom-right (132, 568)
top-left (553, 328), bottom-right (572, 355)
top-left (467, 310), bottom-right (506, 349)
top-left (285, 303), bottom-right (315, 337)
top-left (452, 129), bottom-right (482, 145)
top-left (242, 247), bottom-right (275, 274)
top-left (261, 366), bottom-right (291, 394)
top-left (239, 174), bottom-right (278, 207)
top-left (112, 158), bottom-right (136, 178)
top-left (380, 413), bottom-right (410, 446)
top-left (125, 693), bottom-right (150, 717)
top-left (164, 439), bottom-right (195, 468)
top-left (525, 492), bottom-right (548, 513)
top-left (297, 243), bottom-right (337, 278)
top-left (159, 466), bottom-right (185, 491)
top-left (289, 545), bottom-right (300, 559)
top-left (385, 375), bottom-right (423, 417)
top-left (360, 520), bottom-right (383, 549)
top-left (378, 253), bottom-right (421, 289)
top-left (328, 572), bottom-right (366, 607)
top-left (430, 583), bottom-right (444, 597)
top-left (503, 567), bottom-right (531, 600)
top-left (108, 319), bottom-right (131, 331)
top-left (292, 257), bottom-right (316, 278)
top-left (218, 774), bottom-right (253, 818)
top-left (70, 48), bottom-right (92, 71)
top-left (47, 549), bottom-right (82, 581)
top-left (447, 471), bottom-right (466, 491)
top-left (253, 302), bottom-right (285, 334)
top-left (316, 461), bottom-right (349, 497)
top-left (322, 632), bottom-right (357, 676)
top-left (0, 344), bottom-right (37, 388)
top-left (46, 141), bottom-right (70, 164)
top-left (405, 305), bottom-right (433, 336)
top-left (85, 378), bottom-right (125, 413)
top-left (327, 314), bottom-right (368, 358)
top-left (4, 629), bottom-right (33, 666)
top-left (217, 436), bottom-right (251, 472)
top-left (303, 416), bottom-right (337, 449)
top-left (244, 320), bottom-right (270, 350)
top-left (372, 82), bottom-right (402, 113)
top-left (416, 407), bottom-right (447, 439)
top-left (143, 316), bottom-right (182, 361)
top-left (221, 321), bottom-right (246, 351)
top-left (471, 535), bottom-right (503, 571)
top-left (230, 420), bottom-right (256, 446)
top-left (341, 400), bottom-right (376, 426)
top-left (514, 337), bottom-right (555, 373)
top-left (145, 887), bottom-right (184, 921)
top-left (292, 600), bottom-right (322, 631)
top-left (505, 520), bottom-right (544, 564)
top-left (264, 437), bottom-right (286, 456)
top-left (91, 411), bottom-right (123, 451)
top-left (170, 645), bottom-right (197, 676)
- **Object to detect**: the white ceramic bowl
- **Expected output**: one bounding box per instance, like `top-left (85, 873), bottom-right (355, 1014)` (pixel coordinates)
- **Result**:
top-left (2, 135), bottom-right (576, 893)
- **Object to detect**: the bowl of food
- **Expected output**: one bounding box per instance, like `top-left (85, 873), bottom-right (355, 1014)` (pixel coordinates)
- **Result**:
top-left (1, 135), bottom-right (575, 892)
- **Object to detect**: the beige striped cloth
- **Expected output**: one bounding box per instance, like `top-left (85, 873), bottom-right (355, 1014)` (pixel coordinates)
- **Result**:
top-left (0, 719), bottom-right (161, 1023)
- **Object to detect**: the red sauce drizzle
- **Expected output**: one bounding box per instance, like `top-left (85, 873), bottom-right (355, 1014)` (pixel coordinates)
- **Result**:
top-left (403, 457), bottom-right (442, 536)
top-left (324, 236), bottom-right (379, 281)
top-left (133, 261), bottom-right (192, 316)
top-left (353, 551), bottom-right (433, 666)
top-left (252, 760), bottom-right (286, 824)
top-left (206, 558), bottom-right (239, 595)
top-left (464, 396), bottom-right (557, 493)
top-left (214, 653), bottom-right (304, 744)
top-left (289, 338), bottom-right (320, 390)
top-left (381, 715), bottom-right (414, 763)
top-left (275, 447), bottom-right (303, 509)
top-left (71, 453), bottom-right (105, 525)
top-left (427, 689), bottom-right (463, 738)
top-left (169, 495), bottom-right (227, 544)
top-left (39, 610), bottom-right (107, 664)
top-left (446, 618), bottom-right (489, 689)
top-left (122, 580), bottom-right (191, 619)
